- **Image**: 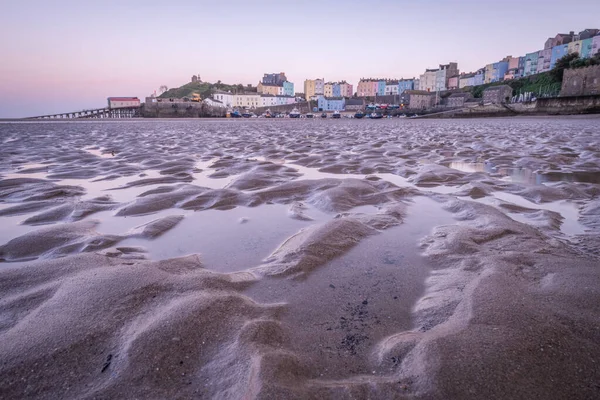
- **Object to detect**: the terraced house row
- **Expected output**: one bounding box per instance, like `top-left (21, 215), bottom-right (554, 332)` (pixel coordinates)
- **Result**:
top-left (458, 29), bottom-right (600, 89)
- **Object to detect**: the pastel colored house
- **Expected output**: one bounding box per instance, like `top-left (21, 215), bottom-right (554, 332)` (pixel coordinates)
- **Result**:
top-left (339, 81), bottom-right (353, 97)
top-left (385, 80), bottom-right (399, 95)
top-left (550, 44), bottom-right (569, 69)
top-left (357, 79), bottom-right (379, 97)
top-left (258, 83), bottom-right (284, 96)
top-left (377, 80), bottom-right (386, 96)
top-left (524, 52), bottom-right (539, 76)
top-left (213, 90), bottom-right (234, 108)
top-left (537, 49), bottom-right (552, 73)
top-left (459, 73), bottom-right (474, 88)
top-left (332, 83), bottom-right (341, 97)
top-left (234, 93), bottom-right (261, 109)
top-left (419, 70), bottom-right (437, 92)
top-left (447, 75), bottom-right (459, 90)
top-left (580, 38), bottom-right (594, 58)
top-left (592, 35), bottom-right (600, 56)
top-left (317, 96), bottom-right (345, 111)
top-left (485, 61), bottom-right (509, 83)
top-left (398, 79), bottom-right (414, 94)
top-left (473, 69), bottom-right (485, 86)
top-left (260, 94), bottom-right (277, 108)
top-left (283, 81), bottom-right (294, 96)
top-left (324, 82), bottom-right (334, 97)
top-left (303, 78), bottom-right (324, 100)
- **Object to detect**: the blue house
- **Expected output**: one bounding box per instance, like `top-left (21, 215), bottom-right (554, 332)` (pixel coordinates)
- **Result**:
top-left (332, 83), bottom-right (341, 97)
top-left (473, 69), bottom-right (485, 86)
top-left (491, 61), bottom-right (509, 82)
top-left (377, 80), bottom-right (386, 96)
top-left (550, 44), bottom-right (569, 69)
top-left (317, 96), bottom-right (345, 111)
top-left (283, 81), bottom-right (294, 97)
top-left (398, 79), bottom-right (414, 94)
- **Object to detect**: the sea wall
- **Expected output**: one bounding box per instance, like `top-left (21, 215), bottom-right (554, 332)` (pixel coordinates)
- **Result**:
top-left (141, 99), bottom-right (226, 118)
top-left (535, 95), bottom-right (600, 114)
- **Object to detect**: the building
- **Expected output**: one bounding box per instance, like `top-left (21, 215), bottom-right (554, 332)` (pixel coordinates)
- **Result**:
top-left (260, 94), bottom-right (277, 108)
top-left (304, 78), bottom-right (324, 100)
top-left (257, 83), bottom-right (284, 96)
top-left (578, 29), bottom-right (600, 40)
top-left (275, 95), bottom-right (296, 106)
top-left (413, 79), bottom-right (420, 91)
top-left (324, 82), bottom-right (334, 97)
top-left (560, 65), bottom-right (600, 96)
top-left (262, 72), bottom-right (287, 86)
top-left (524, 52), bottom-right (539, 76)
top-left (433, 63), bottom-right (459, 91)
top-left (537, 49), bottom-right (552, 73)
top-left (283, 81), bottom-right (294, 96)
top-left (191, 75), bottom-right (200, 83)
top-left (345, 98), bottom-right (364, 111)
top-left (447, 76), bottom-right (459, 90)
top-left (459, 73), bottom-right (475, 88)
top-left (107, 97), bottom-right (140, 109)
top-left (580, 38), bottom-right (594, 58)
top-left (405, 90), bottom-right (436, 110)
top-left (482, 85), bottom-right (512, 104)
top-left (594, 36), bottom-right (600, 57)
top-left (398, 79), bottom-right (415, 94)
top-left (545, 32), bottom-right (575, 50)
top-left (357, 79), bottom-right (379, 97)
top-left (485, 60), bottom-right (509, 83)
top-left (447, 92), bottom-right (473, 108)
top-left (339, 81), bottom-right (353, 97)
top-left (377, 80), bottom-right (386, 96)
top-left (385, 80), bottom-right (399, 95)
top-left (213, 91), bottom-right (234, 108)
top-left (473, 69), bottom-right (485, 86)
top-left (203, 98), bottom-right (223, 108)
top-left (419, 69), bottom-right (438, 92)
top-left (234, 92), bottom-right (261, 109)
top-left (550, 44), bottom-right (569, 69)
top-left (317, 96), bottom-right (345, 111)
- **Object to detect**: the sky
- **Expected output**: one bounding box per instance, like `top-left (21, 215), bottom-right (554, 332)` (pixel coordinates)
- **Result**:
top-left (1, 0), bottom-right (599, 118)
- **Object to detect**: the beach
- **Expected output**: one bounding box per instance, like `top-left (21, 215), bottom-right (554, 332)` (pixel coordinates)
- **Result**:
top-left (1, 117), bottom-right (599, 399)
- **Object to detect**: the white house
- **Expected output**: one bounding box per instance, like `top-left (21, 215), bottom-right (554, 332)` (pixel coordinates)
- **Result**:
top-left (213, 91), bottom-right (234, 108)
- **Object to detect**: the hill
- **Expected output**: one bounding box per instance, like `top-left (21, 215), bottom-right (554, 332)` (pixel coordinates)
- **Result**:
top-left (159, 81), bottom-right (257, 100)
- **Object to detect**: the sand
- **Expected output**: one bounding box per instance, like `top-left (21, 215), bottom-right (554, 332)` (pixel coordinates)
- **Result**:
top-left (0, 117), bottom-right (599, 399)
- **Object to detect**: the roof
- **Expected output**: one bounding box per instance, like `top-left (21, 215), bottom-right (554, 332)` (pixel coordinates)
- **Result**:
top-left (345, 99), bottom-right (364, 106)
top-left (323, 96), bottom-right (345, 100)
top-left (206, 98), bottom-right (223, 104)
top-left (404, 90), bottom-right (435, 96)
top-left (449, 92), bottom-right (472, 98)
top-left (108, 97), bottom-right (139, 101)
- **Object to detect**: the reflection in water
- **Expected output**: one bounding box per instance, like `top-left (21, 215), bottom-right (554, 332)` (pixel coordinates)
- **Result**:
top-left (446, 162), bottom-right (600, 185)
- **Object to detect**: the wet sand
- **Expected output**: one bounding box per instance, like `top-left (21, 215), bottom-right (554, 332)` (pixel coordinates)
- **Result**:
top-left (0, 118), bottom-right (599, 399)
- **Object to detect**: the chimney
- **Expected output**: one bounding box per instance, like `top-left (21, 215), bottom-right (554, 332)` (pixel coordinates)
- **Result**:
top-left (569, 31), bottom-right (574, 36)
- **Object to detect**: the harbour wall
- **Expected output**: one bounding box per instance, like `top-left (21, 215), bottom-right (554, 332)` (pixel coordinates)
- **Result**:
top-left (141, 100), bottom-right (226, 118)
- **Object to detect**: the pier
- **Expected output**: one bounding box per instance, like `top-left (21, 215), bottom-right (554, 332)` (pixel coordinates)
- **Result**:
top-left (27, 107), bottom-right (140, 120)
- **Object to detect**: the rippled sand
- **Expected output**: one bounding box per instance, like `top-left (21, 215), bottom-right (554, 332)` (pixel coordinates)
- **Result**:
top-left (1, 118), bottom-right (599, 399)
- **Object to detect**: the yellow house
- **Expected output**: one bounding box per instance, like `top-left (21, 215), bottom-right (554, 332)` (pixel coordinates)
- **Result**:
top-left (324, 83), bottom-right (334, 97)
top-left (303, 78), bottom-right (324, 100)
top-left (257, 82), bottom-right (283, 96)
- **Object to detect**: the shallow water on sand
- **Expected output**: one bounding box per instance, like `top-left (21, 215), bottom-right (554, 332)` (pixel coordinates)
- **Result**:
top-left (1, 118), bottom-right (599, 399)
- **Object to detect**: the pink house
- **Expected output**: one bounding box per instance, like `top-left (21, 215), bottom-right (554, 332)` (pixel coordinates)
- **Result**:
top-left (447, 76), bottom-right (459, 90)
top-left (357, 79), bottom-right (378, 97)
top-left (508, 56), bottom-right (519, 70)
top-left (593, 35), bottom-right (600, 57)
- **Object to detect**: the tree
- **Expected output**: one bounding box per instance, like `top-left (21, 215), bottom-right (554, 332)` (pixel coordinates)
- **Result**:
top-left (159, 85), bottom-right (168, 94)
top-left (549, 53), bottom-right (579, 82)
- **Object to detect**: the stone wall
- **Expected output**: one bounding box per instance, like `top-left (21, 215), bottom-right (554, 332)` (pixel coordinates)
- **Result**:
top-left (535, 95), bottom-right (600, 114)
top-left (560, 65), bottom-right (600, 97)
top-left (142, 98), bottom-right (226, 118)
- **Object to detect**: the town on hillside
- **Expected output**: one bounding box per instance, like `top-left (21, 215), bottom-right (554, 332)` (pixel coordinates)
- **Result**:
top-left (142, 29), bottom-right (600, 118)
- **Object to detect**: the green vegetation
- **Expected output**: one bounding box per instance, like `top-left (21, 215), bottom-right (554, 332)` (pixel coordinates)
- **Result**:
top-left (467, 53), bottom-right (600, 99)
top-left (159, 81), bottom-right (256, 99)
top-left (467, 72), bottom-right (561, 98)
